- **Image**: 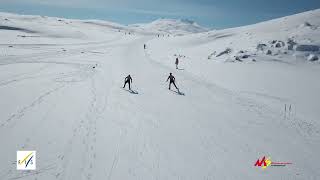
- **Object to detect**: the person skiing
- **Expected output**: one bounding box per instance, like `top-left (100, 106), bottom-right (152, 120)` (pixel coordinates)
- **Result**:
top-left (123, 74), bottom-right (133, 90)
top-left (175, 57), bottom-right (179, 69)
top-left (166, 73), bottom-right (179, 91)
top-left (144, 44), bottom-right (146, 49)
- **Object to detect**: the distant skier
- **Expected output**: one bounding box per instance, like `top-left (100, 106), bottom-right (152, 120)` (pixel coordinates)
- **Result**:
top-left (175, 57), bottom-right (179, 69)
top-left (123, 74), bottom-right (133, 90)
top-left (144, 44), bottom-right (146, 49)
top-left (166, 73), bottom-right (179, 91)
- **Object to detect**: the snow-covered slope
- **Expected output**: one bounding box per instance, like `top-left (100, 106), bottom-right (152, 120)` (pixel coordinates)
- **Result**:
top-left (130, 18), bottom-right (208, 35)
top-left (0, 12), bottom-right (128, 44)
top-left (0, 9), bottom-right (319, 180)
top-left (147, 8), bottom-right (320, 141)
top-left (148, 9), bottom-right (320, 63)
top-left (0, 12), bottom-right (208, 44)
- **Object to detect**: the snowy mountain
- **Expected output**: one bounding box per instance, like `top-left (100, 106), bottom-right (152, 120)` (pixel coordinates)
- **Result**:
top-left (0, 12), bottom-right (207, 42)
top-left (148, 9), bottom-right (320, 64)
top-left (0, 9), bottom-right (320, 180)
top-left (130, 18), bottom-right (208, 35)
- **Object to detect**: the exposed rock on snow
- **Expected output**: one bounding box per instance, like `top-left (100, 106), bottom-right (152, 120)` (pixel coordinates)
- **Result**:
top-left (208, 51), bottom-right (216, 59)
top-left (255, 37), bottom-right (319, 62)
top-left (256, 44), bottom-right (267, 51)
top-left (271, 40), bottom-right (285, 48)
top-left (216, 48), bottom-right (232, 57)
top-left (301, 21), bottom-right (312, 27)
top-left (275, 41), bottom-right (285, 48)
top-left (266, 50), bottom-right (272, 55)
top-left (307, 54), bottom-right (319, 61)
top-left (275, 42), bottom-right (282, 48)
top-left (234, 56), bottom-right (243, 62)
top-left (295, 44), bottom-right (319, 52)
top-left (241, 54), bottom-right (250, 58)
top-left (287, 38), bottom-right (297, 50)
top-left (300, 21), bottom-right (318, 29)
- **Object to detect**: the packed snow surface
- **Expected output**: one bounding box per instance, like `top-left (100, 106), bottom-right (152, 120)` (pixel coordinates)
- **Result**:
top-left (0, 9), bottom-right (320, 180)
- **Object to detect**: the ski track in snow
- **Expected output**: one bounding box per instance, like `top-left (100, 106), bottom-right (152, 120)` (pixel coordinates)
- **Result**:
top-left (144, 40), bottom-right (320, 140)
top-left (0, 37), bottom-right (114, 179)
top-left (1, 10), bottom-right (320, 179)
top-left (0, 36), bottom-right (316, 180)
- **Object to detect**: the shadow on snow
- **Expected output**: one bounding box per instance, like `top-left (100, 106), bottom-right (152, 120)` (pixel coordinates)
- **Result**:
top-left (122, 88), bottom-right (139, 94)
top-left (170, 89), bottom-right (185, 96)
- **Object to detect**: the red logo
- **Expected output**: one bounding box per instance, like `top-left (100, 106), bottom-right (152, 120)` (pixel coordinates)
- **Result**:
top-left (254, 156), bottom-right (292, 169)
top-left (255, 156), bottom-right (267, 167)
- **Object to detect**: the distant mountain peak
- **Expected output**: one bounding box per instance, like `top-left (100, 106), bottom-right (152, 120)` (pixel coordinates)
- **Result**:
top-left (130, 18), bottom-right (208, 35)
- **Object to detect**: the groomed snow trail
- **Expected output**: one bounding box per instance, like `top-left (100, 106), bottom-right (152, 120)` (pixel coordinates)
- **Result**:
top-left (0, 34), bottom-right (319, 180)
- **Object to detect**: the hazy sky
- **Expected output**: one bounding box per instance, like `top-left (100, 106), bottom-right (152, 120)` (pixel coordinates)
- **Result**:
top-left (1, 0), bottom-right (320, 28)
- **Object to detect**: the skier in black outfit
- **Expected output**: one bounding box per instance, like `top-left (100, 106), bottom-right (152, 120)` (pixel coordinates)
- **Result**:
top-left (166, 73), bottom-right (179, 91)
top-left (175, 57), bottom-right (179, 69)
top-left (144, 44), bottom-right (146, 49)
top-left (123, 75), bottom-right (133, 90)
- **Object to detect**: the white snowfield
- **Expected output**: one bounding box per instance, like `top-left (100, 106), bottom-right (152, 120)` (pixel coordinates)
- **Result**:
top-left (0, 9), bottom-right (319, 180)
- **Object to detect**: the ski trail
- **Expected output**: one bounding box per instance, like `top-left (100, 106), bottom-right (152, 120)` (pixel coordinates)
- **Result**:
top-left (102, 36), bottom-right (319, 179)
top-left (107, 133), bottom-right (121, 180)
top-left (53, 62), bottom-right (115, 180)
top-left (0, 84), bottom-right (65, 128)
top-left (144, 47), bottom-right (291, 128)
top-left (0, 64), bottom-right (51, 86)
top-left (54, 78), bottom-right (98, 180)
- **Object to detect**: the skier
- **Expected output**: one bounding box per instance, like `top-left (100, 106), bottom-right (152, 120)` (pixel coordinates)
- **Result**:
top-left (144, 44), bottom-right (146, 49)
top-left (123, 74), bottom-right (133, 90)
top-left (166, 73), bottom-right (179, 91)
top-left (175, 57), bottom-right (179, 69)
